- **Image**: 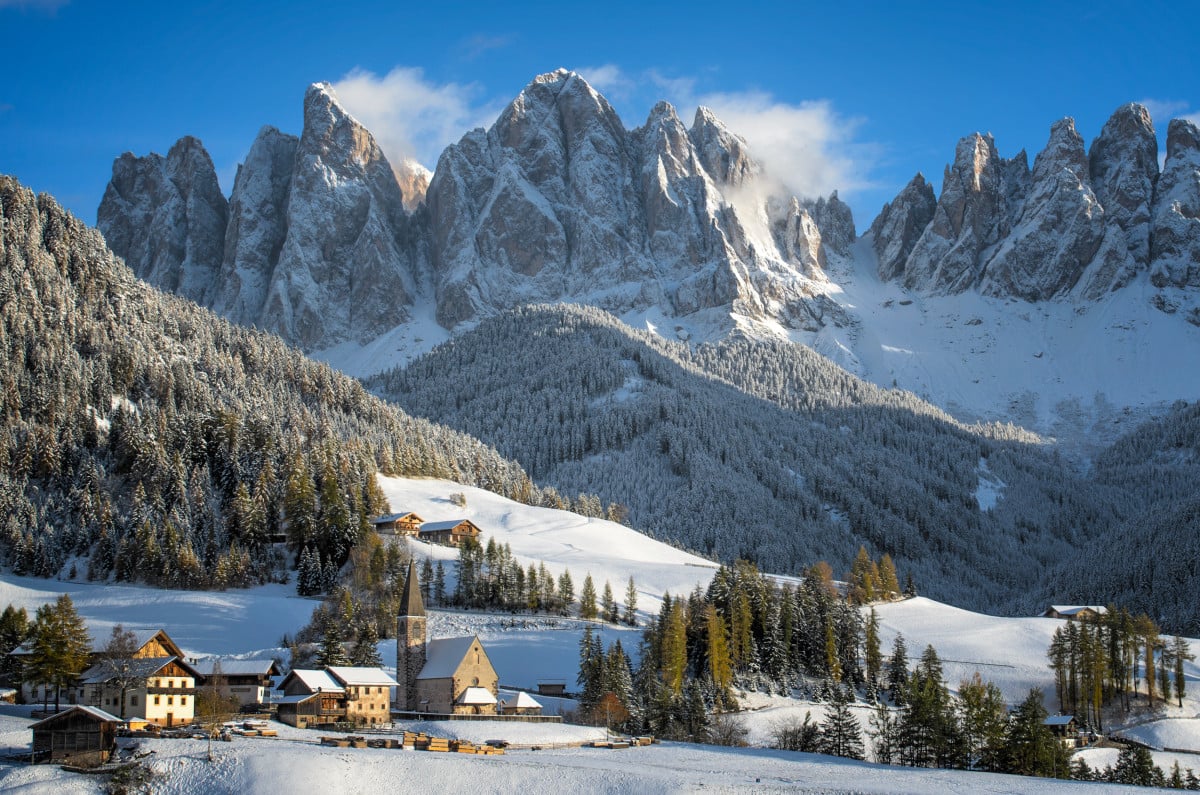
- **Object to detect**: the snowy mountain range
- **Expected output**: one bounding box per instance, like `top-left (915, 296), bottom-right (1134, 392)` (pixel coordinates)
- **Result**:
top-left (96, 70), bottom-right (1200, 446)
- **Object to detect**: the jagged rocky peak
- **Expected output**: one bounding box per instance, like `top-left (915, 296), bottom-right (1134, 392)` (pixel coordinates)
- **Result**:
top-left (1151, 117), bottom-right (1200, 288)
top-left (393, 158), bottom-right (432, 212)
top-left (869, 172), bottom-right (937, 281)
top-left (803, 192), bottom-right (856, 257)
top-left (900, 132), bottom-right (1010, 293)
top-left (981, 117), bottom-right (1106, 300)
top-left (258, 81), bottom-right (417, 350)
top-left (213, 125), bottom-right (298, 325)
top-left (1088, 103), bottom-right (1157, 268)
top-left (97, 135), bottom-right (227, 305)
top-left (689, 105), bottom-right (760, 187)
top-left (774, 197), bottom-right (826, 278)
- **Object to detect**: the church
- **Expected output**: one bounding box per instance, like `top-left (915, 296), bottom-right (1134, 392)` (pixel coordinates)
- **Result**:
top-left (396, 561), bottom-right (500, 715)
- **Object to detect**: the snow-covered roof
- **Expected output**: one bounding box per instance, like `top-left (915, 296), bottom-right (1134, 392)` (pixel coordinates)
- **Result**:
top-left (327, 666), bottom-right (399, 687)
top-left (1047, 605), bottom-right (1107, 617)
top-left (78, 656), bottom-right (177, 684)
top-left (273, 693), bottom-right (321, 705)
top-left (284, 669), bottom-right (345, 694)
top-left (1044, 715), bottom-right (1075, 726)
top-left (31, 705), bottom-right (122, 728)
top-left (192, 659), bottom-right (279, 677)
top-left (455, 687), bottom-right (497, 706)
top-left (419, 519), bottom-right (473, 533)
top-left (371, 512), bottom-right (422, 524)
top-left (418, 636), bottom-right (478, 680)
top-left (502, 691), bottom-right (542, 709)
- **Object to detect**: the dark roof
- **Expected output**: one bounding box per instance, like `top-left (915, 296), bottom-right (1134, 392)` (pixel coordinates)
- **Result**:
top-left (1044, 715), bottom-right (1076, 726)
top-left (399, 559), bottom-right (425, 618)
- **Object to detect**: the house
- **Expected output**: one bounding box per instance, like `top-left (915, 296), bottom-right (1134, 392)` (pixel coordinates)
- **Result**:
top-left (326, 666), bottom-right (398, 726)
top-left (418, 519), bottom-right (481, 547)
top-left (192, 658), bottom-right (282, 707)
top-left (370, 512), bottom-right (424, 537)
top-left (76, 655), bottom-right (199, 727)
top-left (274, 669), bottom-right (345, 729)
top-left (397, 561), bottom-right (500, 715)
top-left (1044, 714), bottom-right (1079, 747)
top-left (30, 705), bottom-right (119, 767)
top-left (11, 627), bottom-right (187, 705)
top-left (499, 691), bottom-right (543, 716)
top-left (1043, 606), bottom-right (1108, 621)
top-left (274, 667), bottom-right (397, 728)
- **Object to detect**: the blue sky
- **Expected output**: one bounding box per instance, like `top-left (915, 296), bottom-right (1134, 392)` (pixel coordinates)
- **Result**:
top-left (1, 0), bottom-right (1197, 230)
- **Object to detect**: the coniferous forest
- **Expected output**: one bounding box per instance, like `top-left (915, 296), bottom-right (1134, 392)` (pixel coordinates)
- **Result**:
top-left (0, 177), bottom-right (545, 590)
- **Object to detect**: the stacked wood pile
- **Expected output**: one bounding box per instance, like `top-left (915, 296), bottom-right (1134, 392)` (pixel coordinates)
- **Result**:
top-left (316, 731), bottom-right (504, 755)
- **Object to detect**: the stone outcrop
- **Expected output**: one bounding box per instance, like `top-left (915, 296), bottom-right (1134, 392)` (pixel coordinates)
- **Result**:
top-left (869, 173), bottom-right (936, 281)
top-left (98, 136), bottom-right (227, 306)
top-left (1150, 118), bottom-right (1200, 288)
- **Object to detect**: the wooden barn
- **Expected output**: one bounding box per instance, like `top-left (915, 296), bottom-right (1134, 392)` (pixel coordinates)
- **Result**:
top-left (418, 519), bottom-right (481, 547)
top-left (370, 512), bottom-right (424, 537)
top-left (30, 706), bottom-right (119, 767)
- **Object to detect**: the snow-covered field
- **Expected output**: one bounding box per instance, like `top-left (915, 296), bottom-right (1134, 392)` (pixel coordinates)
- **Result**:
top-left (0, 705), bottom-right (1169, 794)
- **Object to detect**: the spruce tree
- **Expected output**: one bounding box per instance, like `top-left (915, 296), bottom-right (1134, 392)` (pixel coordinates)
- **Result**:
top-left (623, 576), bottom-right (638, 626)
top-left (820, 685), bottom-right (865, 759)
top-left (350, 619), bottom-right (382, 667)
top-left (886, 634), bottom-right (909, 705)
top-left (579, 574), bottom-right (598, 620)
top-left (601, 580), bottom-right (618, 623)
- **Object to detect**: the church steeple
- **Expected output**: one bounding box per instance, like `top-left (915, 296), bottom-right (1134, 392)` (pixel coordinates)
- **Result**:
top-left (399, 558), bottom-right (425, 617)
top-left (396, 559), bottom-right (427, 712)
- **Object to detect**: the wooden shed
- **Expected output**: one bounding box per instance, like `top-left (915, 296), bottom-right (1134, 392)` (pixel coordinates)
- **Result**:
top-left (30, 705), bottom-right (119, 767)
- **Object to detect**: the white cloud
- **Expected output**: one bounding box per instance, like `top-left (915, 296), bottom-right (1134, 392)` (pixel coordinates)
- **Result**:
top-left (1138, 98), bottom-right (1197, 127)
top-left (332, 67), bottom-right (502, 170)
top-left (575, 64), bottom-right (633, 101)
top-left (643, 74), bottom-right (877, 201)
top-left (0, 0), bottom-right (68, 9)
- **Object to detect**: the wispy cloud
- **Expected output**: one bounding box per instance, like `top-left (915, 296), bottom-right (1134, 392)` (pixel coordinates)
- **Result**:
top-left (575, 64), bottom-right (634, 102)
top-left (459, 33), bottom-right (514, 61)
top-left (1138, 98), bottom-right (1199, 127)
top-left (331, 67), bottom-right (503, 170)
top-left (0, 0), bottom-right (68, 11)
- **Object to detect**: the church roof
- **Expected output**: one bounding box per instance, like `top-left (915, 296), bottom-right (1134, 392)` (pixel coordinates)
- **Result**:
top-left (399, 559), bottom-right (425, 618)
top-left (417, 636), bottom-right (478, 680)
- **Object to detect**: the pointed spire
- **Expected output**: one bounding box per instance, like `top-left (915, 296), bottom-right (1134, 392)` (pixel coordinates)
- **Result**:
top-left (399, 559), bottom-right (425, 617)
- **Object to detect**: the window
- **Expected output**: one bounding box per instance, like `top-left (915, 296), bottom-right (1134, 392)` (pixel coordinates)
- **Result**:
top-left (167, 696), bottom-right (173, 705)
top-left (154, 696), bottom-right (160, 705)
top-left (181, 696), bottom-right (187, 706)
top-left (130, 695), bottom-right (138, 706)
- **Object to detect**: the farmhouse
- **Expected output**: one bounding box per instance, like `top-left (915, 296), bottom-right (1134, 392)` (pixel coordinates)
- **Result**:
top-left (30, 705), bottom-right (119, 767)
top-left (192, 658), bottom-right (281, 707)
top-left (76, 655), bottom-right (199, 727)
top-left (1043, 605), bottom-right (1108, 621)
top-left (1043, 714), bottom-right (1080, 747)
top-left (396, 561), bottom-right (499, 715)
top-left (274, 666), bottom-right (398, 728)
top-left (370, 512), bottom-right (424, 537)
top-left (418, 519), bottom-right (481, 547)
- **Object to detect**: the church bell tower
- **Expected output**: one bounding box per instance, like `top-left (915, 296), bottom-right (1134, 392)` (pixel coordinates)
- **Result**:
top-left (396, 559), bottom-right (427, 711)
